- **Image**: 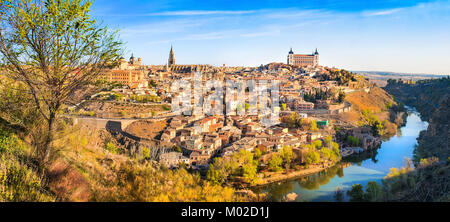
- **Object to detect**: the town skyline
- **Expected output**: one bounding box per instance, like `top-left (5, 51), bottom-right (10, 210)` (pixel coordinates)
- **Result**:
top-left (92, 0), bottom-right (450, 75)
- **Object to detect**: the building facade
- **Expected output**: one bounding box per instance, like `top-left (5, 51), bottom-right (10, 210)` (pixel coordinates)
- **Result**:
top-left (100, 69), bottom-right (147, 88)
top-left (287, 48), bottom-right (319, 67)
top-left (100, 54), bottom-right (148, 88)
top-left (165, 46), bottom-right (217, 74)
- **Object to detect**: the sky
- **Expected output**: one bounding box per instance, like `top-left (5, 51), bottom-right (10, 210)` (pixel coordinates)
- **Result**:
top-left (91, 0), bottom-right (450, 75)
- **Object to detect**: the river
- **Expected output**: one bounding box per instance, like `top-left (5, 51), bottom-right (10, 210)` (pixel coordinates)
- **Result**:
top-left (251, 109), bottom-right (428, 202)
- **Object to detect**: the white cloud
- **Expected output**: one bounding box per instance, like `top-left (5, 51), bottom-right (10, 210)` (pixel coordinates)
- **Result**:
top-left (146, 10), bottom-right (258, 16)
top-left (362, 8), bottom-right (403, 17)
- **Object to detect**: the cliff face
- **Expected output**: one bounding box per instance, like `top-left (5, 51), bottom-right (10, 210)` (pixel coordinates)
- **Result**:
top-left (414, 95), bottom-right (450, 162)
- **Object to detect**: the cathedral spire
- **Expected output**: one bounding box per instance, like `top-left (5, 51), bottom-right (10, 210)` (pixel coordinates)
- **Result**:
top-left (168, 45), bottom-right (175, 67)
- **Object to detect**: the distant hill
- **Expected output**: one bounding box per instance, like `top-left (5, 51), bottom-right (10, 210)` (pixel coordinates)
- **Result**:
top-left (354, 71), bottom-right (447, 87)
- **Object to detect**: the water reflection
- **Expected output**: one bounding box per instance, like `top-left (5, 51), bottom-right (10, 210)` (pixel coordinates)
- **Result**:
top-left (343, 148), bottom-right (380, 165)
top-left (298, 165), bottom-right (345, 190)
top-left (252, 110), bottom-right (428, 202)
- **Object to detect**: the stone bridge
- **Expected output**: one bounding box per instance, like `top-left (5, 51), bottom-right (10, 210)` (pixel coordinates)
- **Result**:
top-left (69, 111), bottom-right (177, 132)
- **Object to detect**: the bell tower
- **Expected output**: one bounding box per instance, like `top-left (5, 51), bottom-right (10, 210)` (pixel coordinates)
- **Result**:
top-left (168, 45), bottom-right (175, 67)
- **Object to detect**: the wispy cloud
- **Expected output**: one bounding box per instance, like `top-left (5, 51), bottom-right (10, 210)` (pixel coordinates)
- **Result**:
top-left (362, 8), bottom-right (403, 17)
top-left (146, 10), bottom-right (258, 16)
top-left (119, 19), bottom-right (207, 37)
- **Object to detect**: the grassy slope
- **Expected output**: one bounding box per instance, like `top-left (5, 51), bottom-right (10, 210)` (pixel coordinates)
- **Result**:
top-left (335, 86), bottom-right (401, 136)
top-left (49, 125), bottom-right (247, 202)
top-left (0, 124), bottom-right (55, 202)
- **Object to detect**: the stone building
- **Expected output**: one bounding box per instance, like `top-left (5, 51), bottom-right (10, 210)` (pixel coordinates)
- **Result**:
top-left (100, 54), bottom-right (148, 88)
top-left (287, 48), bottom-right (319, 67)
top-left (100, 69), bottom-right (147, 88)
top-left (165, 46), bottom-right (217, 74)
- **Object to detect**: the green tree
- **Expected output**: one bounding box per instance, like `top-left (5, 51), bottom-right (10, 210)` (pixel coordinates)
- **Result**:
top-left (287, 112), bottom-right (298, 128)
top-left (207, 158), bottom-right (231, 185)
top-left (334, 187), bottom-right (345, 202)
top-left (149, 80), bottom-right (158, 88)
top-left (331, 142), bottom-right (341, 160)
top-left (337, 91), bottom-right (346, 104)
top-left (207, 156), bottom-right (239, 185)
top-left (324, 135), bottom-right (333, 148)
top-left (268, 154), bottom-right (283, 172)
top-left (105, 142), bottom-right (118, 154)
top-left (0, 0), bottom-right (122, 165)
top-left (141, 147), bottom-right (150, 160)
top-left (173, 145), bottom-right (182, 153)
top-left (347, 184), bottom-right (364, 202)
top-left (372, 120), bottom-right (385, 136)
top-left (254, 148), bottom-right (262, 160)
top-left (242, 162), bottom-right (258, 185)
top-left (346, 136), bottom-right (360, 147)
top-left (305, 150), bottom-right (320, 166)
top-left (364, 181), bottom-right (383, 201)
top-left (312, 140), bottom-right (322, 149)
top-left (280, 146), bottom-right (293, 167)
top-left (310, 120), bottom-right (319, 132)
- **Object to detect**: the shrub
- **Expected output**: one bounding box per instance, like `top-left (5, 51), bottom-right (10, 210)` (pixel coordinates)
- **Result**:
top-left (162, 105), bottom-right (171, 111)
top-left (142, 147), bottom-right (150, 160)
top-left (92, 163), bottom-right (244, 202)
top-left (268, 154), bottom-right (283, 172)
top-left (280, 146), bottom-right (293, 166)
top-left (0, 129), bottom-right (55, 202)
top-left (105, 142), bottom-right (118, 154)
top-left (347, 184), bottom-right (364, 202)
top-left (305, 150), bottom-right (321, 166)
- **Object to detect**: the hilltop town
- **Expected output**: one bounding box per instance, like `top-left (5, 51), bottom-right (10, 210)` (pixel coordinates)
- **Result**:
top-left (0, 0), bottom-right (448, 206)
top-left (69, 47), bottom-right (404, 186)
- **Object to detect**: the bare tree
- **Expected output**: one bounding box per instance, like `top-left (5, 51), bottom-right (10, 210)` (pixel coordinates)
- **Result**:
top-left (0, 0), bottom-right (122, 165)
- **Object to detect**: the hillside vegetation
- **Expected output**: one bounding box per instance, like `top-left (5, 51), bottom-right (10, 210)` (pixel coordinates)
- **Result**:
top-left (335, 86), bottom-right (405, 137)
top-left (384, 77), bottom-right (449, 162)
top-left (0, 120), bottom-right (248, 202)
top-left (384, 77), bottom-right (450, 120)
top-left (346, 77), bottom-right (450, 202)
top-left (0, 125), bottom-right (55, 202)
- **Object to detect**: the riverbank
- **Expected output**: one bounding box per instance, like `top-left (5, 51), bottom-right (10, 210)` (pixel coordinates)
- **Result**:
top-left (260, 162), bottom-right (351, 187)
top-left (250, 111), bottom-right (428, 201)
top-left (234, 162), bottom-right (351, 189)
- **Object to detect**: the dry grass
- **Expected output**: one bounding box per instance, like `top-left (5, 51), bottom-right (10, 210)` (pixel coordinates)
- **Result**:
top-left (346, 87), bottom-right (394, 113)
top-left (79, 101), bottom-right (169, 118)
top-left (336, 87), bottom-right (397, 126)
top-left (49, 124), bottom-right (247, 202)
top-left (50, 124), bottom-right (128, 201)
top-left (124, 120), bottom-right (168, 140)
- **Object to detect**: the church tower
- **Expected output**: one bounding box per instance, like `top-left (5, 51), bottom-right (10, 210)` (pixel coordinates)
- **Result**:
top-left (168, 45), bottom-right (175, 67)
top-left (314, 48), bottom-right (319, 66)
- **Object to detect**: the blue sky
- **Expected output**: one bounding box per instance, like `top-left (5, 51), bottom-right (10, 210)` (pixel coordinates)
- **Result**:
top-left (91, 0), bottom-right (450, 74)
